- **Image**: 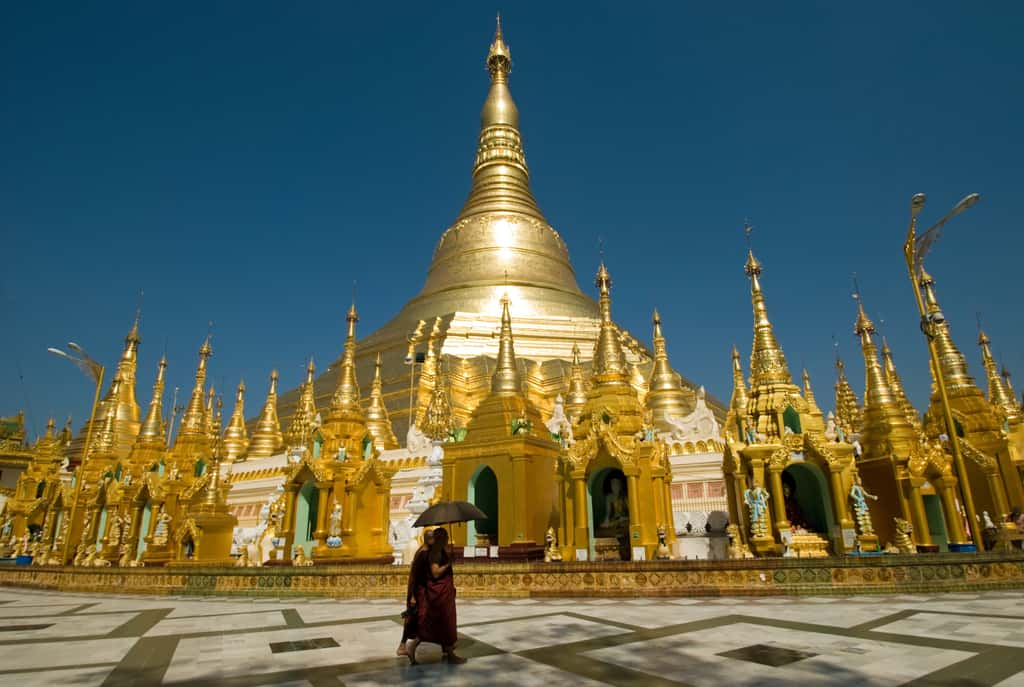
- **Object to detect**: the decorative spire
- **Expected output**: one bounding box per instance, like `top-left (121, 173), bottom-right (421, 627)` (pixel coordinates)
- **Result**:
top-left (365, 352), bottom-right (400, 449)
top-left (881, 337), bottom-right (922, 431)
top-left (248, 370), bottom-right (284, 459)
top-left (421, 354), bottom-right (452, 441)
top-left (177, 337), bottom-right (212, 440)
top-left (565, 343), bottom-right (588, 419)
top-left (330, 303), bottom-right (363, 416)
top-left (919, 268), bottom-right (976, 393)
top-left (491, 293), bottom-right (522, 395)
top-left (456, 16), bottom-right (542, 223)
top-left (204, 386), bottom-right (216, 440)
top-left (745, 250), bottom-right (792, 386)
top-left (591, 263), bottom-right (628, 384)
top-left (646, 309), bottom-right (691, 424)
top-left (833, 356), bottom-right (863, 434)
top-left (978, 329), bottom-right (1019, 419)
top-left (90, 379), bottom-right (120, 458)
top-left (136, 356), bottom-right (167, 446)
top-left (222, 381), bottom-right (249, 462)
top-left (287, 357), bottom-right (320, 447)
top-left (802, 369), bottom-right (823, 418)
top-left (201, 439), bottom-right (227, 510)
top-left (855, 300), bottom-right (917, 454)
top-left (1002, 364), bottom-right (1017, 404)
top-left (729, 346), bottom-right (749, 418)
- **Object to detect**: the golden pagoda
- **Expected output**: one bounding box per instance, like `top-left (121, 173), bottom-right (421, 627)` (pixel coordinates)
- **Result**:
top-left (555, 263), bottom-right (677, 561)
top-left (918, 269), bottom-right (1021, 517)
top-left (834, 356), bottom-right (863, 436)
top-left (723, 251), bottom-right (859, 557)
top-left (68, 315), bottom-right (142, 464)
top-left (222, 381), bottom-right (249, 462)
top-left (882, 337), bottom-right (923, 432)
top-left (271, 17), bottom-right (722, 441)
top-left (248, 371), bottom-right (283, 460)
top-left (442, 293), bottom-right (558, 557)
top-left (365, 352), bottom-right (399, 450)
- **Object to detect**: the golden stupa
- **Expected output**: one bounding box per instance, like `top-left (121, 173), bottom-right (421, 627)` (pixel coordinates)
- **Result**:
top-left (269, 17), bottom-right (719, 441)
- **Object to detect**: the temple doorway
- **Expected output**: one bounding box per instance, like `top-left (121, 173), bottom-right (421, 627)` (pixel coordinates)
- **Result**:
top-left (293, 481), bottom-right (319, 557)
top-left (136, 502), bottom-right (152, 558)
top-left (588, 467), bottom-right (630, 561)
top-left (467, 465), bottom-right (498, 546)
top-left (923, 492), bottom-right (950, 552)
top-left (781, 463), bottom-right (835, 538)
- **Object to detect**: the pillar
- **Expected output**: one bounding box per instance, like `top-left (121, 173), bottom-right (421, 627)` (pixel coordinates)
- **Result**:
top-left (769, 468), bottom-right (789, 535)
top-left (985, 469), bottom-right (1011, 522)
top-left (828, 469), bottom-right (850, 529)
top-left (573, 475), bottom-right (588, 554)
top-left (937, 478), bottom-right (968, 544)
top-left (626, 474), bottom-right (642, 547)
top-left (512, 457), bottom-right (528, 543)
top-left (313, 485), bottom-right (330, 541)
top-left (906, 482), bottom-right (934, 547)
top-left (652, 475), bottom-right (666, 530)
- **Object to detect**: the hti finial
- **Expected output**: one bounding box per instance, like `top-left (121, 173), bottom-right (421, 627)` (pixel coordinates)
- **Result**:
top-left (744, 219), bottom-right (754, 249)
top-left (851, 273), bottom-right (861, 302)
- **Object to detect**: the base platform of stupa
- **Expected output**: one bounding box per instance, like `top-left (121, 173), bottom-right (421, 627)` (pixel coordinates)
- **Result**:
top-left (2, 552), bottom-right (1022, 599)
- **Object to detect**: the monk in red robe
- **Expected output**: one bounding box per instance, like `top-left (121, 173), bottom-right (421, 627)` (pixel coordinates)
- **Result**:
top-left (397, 528), bottom-right (433, 656)
top-left (408, 527), bottom-right (465, 664)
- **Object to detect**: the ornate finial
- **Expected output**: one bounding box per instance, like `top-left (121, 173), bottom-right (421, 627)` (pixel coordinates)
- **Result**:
top-left (744, 249), bottom-right (762, 278)
top-left (249, 369), bottom-right (284, 459)
top-left (178, 337), bottom-right (213, 438)
top-left (880, 337), bottom-right (923, 431)
top-left (487, 13), bottom-right (512, 80)
top-left (744, 249), bottom-right (791, 387)
top-left (422, 355), bottom-right (452, 441)
top-left (977, 327), bottom-right (1017, 417)
top-left (491, 292), bottom-right (522, 395)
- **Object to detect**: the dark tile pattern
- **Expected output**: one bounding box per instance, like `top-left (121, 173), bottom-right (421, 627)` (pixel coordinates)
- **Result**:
top-left (718, 643), bottom-right (818, 667)
top-left (269, 637), bottom-right (340, 654)
top-left (0, 623), bottom-right (52, 632)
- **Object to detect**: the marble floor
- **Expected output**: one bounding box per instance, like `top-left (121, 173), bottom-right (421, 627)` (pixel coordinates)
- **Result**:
top-left (0, 588), bottom-right (1023, 685)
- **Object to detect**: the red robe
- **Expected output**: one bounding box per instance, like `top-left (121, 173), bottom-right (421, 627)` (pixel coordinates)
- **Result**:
top-left (416, 552), bottom-right (457, 647)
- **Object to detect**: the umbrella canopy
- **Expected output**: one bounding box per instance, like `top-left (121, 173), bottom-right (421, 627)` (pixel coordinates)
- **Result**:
top-left (413, 501), bottom-right (488, 527)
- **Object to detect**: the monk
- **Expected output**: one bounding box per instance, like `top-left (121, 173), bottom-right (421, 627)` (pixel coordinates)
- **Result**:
top-left (397, 528), bottom-right (433, 656)
top-left (408, 527), bottom-right (465, 664)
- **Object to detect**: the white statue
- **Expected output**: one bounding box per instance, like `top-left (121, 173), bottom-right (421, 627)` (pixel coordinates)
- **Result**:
top-left (662, 386), bottom-right (721, 444)
top-left (824, 412), bottom-right (837, 441)
top-left (406, 424), bottom-right (430, 454)
top-left (545, 395), bottom-right (574, 444)
top-left (151, 506), bottom-right (171, 546)
top-left (983, 511), bottom-right (997, 529)
top-left (849, 475), bottom-right (878, 536)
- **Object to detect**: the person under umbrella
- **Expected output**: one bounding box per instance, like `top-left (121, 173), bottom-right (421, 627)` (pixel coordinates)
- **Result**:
top-left (397, 528), bottom-right (433, 657)
top-left (407, 527), bottom-right (466, 664)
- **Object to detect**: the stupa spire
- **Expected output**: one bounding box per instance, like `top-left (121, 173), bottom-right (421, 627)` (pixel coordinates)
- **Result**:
top-left (1002, 365), bottom-right (1017, 404)
top-left (223, 381), bottom-right (249, 462)
top-left (646, 309), bottom-right (690, 423)
top-left (491, 293), bottom-right (522, 395)
top-left (366, 352), bottom-right (399, 449)
top-left (249, 370), bottom-right (284, 459)
top-left (178, 337), bottom-right (212, 439)
top-left (421, 354), bottom-right (452, 441)
top-left (855, 299), bottom-right (919, 458)
top-left (565, 343), bottom-right (588, 419)
top-left (881, 337), bottom-right (922, 431)
top-left (729, 346), bottom-right (749, 418)
top-left (978, 329), bottom-right (1019, 418)
top-left (919, 268), bottom-right (976, 393)
top-left (136, 355), bottom-right (167, 446)
top-left (331, 303), bottom-right (363, 416)
top-left (591, 263), bottom-right (628, 384)
top-left (745, 250), bottom-right (792, 387)
top-left (91, 379), bottom-right (120, 458)
top-left (833, 355), bottom-right (862, 434)
top-left (286, 357), bottom-right (319, 448)
top-left (802, 368), bottom-right (823, 418)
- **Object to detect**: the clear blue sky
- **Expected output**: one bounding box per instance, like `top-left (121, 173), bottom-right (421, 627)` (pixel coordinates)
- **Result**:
top-left (2, 2), bottom-right (1022, 439)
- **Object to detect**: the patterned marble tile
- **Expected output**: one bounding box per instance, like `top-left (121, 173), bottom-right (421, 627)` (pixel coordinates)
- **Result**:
top-left (344, 653), bottom-right (611, 686)
top-left (0, 611), bottom-right (138, 640)
top-left (459, 613), bottom-right (626, 652)
top-left (163, 620), bottom-right (399, 682)
top-left (0, 665), bottom-right (114, 686)
top-left (146, 610), bottom-right (288, 636)
top-left (874, 612), bottom-right (1024, 647)
top-left (585, 621), bottom-right (974, 686)
top-left (0, 637), bottom-right (137, 671)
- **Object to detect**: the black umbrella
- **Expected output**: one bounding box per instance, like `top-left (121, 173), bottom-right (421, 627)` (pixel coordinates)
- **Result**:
top-left (413, 501), bottom-right (488, 527)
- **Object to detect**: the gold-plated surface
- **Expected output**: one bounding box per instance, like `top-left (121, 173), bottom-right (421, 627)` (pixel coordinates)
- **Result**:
top-left (365, 352), bottom-right (399, 449)
top-left (136, 356), bottom-right (167, 446)
top-left (284, 358), bottom-right (318, 450)
top-left (646, 310), bottom-right (693, 431)
top-left (882, 337), bottom-right (923, 432)
top-left (222, 381), bottom-right (249, 463)
top-left (248, 371), bottom-right (283, 460)
top-left (591, 263), bottom-right (629, 384)
top-left (834, 357), bottom-right (863, 435)
top-left (978, 330), bottom-right (1019, 421)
